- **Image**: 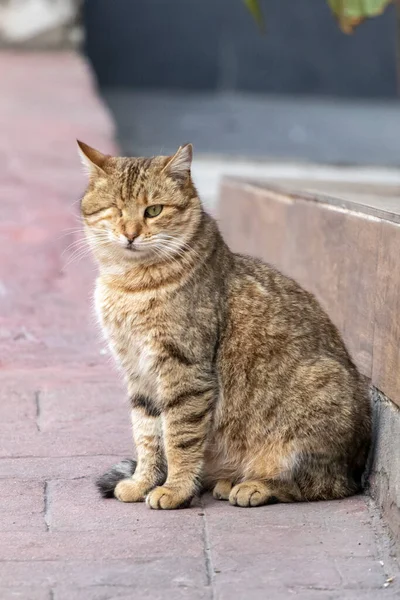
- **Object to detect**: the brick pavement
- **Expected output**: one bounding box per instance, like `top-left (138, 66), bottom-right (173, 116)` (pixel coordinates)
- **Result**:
top-left (0, 51), bottom-right (399, 600)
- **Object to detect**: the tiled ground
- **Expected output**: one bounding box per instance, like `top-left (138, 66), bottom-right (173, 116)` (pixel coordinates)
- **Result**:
top-left (0, 52), bottom-right (399, 599)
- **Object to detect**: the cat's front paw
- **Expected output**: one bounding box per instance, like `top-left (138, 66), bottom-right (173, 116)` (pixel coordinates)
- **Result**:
top-left (146, 485), bottom-right (193, 510)
top-left (114, 478), bottom-right (148, 502)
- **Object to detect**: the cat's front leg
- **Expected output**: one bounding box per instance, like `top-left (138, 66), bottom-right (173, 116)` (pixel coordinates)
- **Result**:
top-left (146, 385), bottom-right (214, 509)
top-left (115, 396), bottom-right (166, 503)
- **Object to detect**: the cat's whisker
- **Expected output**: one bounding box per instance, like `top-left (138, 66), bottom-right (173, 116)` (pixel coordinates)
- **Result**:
top-left (63, 245), bottom-right (92, 262)
top-left (154, 237), bottom-right (192, 259)
top-left (153, 243), bottom-right (189, 270)
top-left (61, 234), bottom-right (109, 256)
top-left (63, 246), bottom-right (100, 269)
top-left (59, 223), bottom-right (85, 231)
top-left (62, 238), bottom-right (109, 265)
top-left (134, 241), bottom-right (158, 248)
top-left (63, 253), bottom-right (91, 270)
top-left (55, 229), bottom-right (88, 242)
top-left (149, 243), bottom-right (174, 262)
top-left (161, 242), bottom-right (197, 266)
top-left (152, 246), bottom-right (168, 265)
top-left (62, 236), bottom-right (89, 247)
top-left (61, 241), bottom-right (90, 257)
top-left (168, 240), bottom-right (201, 258)
top-left (153, 235), bottom-right (192, 252)
top-left (56, 227), bottom-right (86, 235)
top-left (157, 234), bottom-right (202, 260)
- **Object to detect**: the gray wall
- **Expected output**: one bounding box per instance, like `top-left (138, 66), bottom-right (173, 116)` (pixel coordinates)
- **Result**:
top-left (84, 0), bottom-right (397, 98)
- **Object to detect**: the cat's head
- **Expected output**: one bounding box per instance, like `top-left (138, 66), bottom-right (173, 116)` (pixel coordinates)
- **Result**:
top-left (78, 141), bottom-right (202, 267)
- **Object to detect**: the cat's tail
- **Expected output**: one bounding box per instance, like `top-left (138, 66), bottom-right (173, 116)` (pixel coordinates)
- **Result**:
top-left (96, 459), bottom-right (137, 498)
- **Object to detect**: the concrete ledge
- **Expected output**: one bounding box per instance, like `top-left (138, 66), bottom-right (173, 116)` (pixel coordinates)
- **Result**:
top-left (370, 389), bottom-right (400, 553)
top-left (219, 177), bottom-right (400, 550)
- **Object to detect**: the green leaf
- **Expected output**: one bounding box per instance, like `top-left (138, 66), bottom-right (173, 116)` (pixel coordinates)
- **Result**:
top-left (327, 0), bottom-right (393, 33)
top-left (243, 0), bottom-right (265, 32)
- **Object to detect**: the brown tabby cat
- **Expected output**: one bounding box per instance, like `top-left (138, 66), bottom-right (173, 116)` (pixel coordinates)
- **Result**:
top-left (78, 140), bottom-right (371, 510)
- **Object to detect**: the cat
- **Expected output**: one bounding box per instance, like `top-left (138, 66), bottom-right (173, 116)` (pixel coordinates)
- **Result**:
top-left (77, 140), bottom-right (371, 510)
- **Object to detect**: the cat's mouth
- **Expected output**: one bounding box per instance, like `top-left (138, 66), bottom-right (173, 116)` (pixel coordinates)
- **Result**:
top-left (120, 241), bottom-right (153, 257)
top-left (124, 242), bottom-right (139, 252)
top-left (122, 243), bottom-right (149, 257)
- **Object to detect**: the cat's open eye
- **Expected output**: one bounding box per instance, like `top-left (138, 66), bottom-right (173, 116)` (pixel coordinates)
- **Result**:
top-left (145, 205), bottom-right (163, 218)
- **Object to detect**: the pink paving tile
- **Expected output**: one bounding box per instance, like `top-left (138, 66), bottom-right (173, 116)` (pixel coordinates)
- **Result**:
top-left (0, 480), bottom-right (46, 532)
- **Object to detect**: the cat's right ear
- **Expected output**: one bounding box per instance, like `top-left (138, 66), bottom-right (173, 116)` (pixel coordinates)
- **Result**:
top-left (77, 140), bottom-right (108, 177)
top-left (162, 144), bottom-right (193, 182)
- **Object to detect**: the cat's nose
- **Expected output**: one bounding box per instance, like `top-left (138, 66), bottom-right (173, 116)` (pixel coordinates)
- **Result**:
top-left (124, 222), bottom-right (139, 244)
top-left (126, 234), bottom-right (137, 245)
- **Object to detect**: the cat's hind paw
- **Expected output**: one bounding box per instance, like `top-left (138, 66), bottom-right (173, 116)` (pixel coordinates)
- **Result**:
top-left (212, 479), bottom-right (232, 500)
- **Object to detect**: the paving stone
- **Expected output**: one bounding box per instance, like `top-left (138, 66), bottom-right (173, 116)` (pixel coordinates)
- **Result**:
top-left (47, 478), bottom-right (203, 531)
top-left (210, 553), bottom-right (389, 590)
top-left (207, 520), bottom-right (376, 559)
top-left (0, 456), bottom-right (124, 480)
top-left (0, 381), bottom-right (132, 458)
top-left (54, 587), bottom-right (212, 600)
top-left (0, 480), bottom-right (45, 532)
top-left (37, 382), bottom-right (127, 433)
top-left (214, 585), bottom-right (400, 600)
top-left (203, 495), bottom-right (379, 560)
top-left (0, 428), bottom-right (132, 459)
top-left (0, 528), bottom-right (205, 561)
top-left (0, 589), bottom-right (52, 600)
top-left (0, 558), bottom-right (208, 589)
top-left (0, 382), bottom-right (38, 433)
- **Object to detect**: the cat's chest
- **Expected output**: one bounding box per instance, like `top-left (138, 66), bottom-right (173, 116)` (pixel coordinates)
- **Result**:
top-left (95, 282), bottom-right (158, 385)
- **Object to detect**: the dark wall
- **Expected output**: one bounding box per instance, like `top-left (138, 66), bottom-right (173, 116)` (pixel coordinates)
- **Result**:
top-left (84, 0), bottom-right (397, 98)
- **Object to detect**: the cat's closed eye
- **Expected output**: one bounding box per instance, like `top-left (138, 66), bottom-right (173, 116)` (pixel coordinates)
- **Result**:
top-left (145, 205), bottom-right (163, 218)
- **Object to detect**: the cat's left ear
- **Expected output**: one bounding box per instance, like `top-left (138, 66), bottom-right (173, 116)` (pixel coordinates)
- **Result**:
top-left (77, 140), bottom-right (108, 177)
top-left (163, 144), bottom-right (193, 181)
